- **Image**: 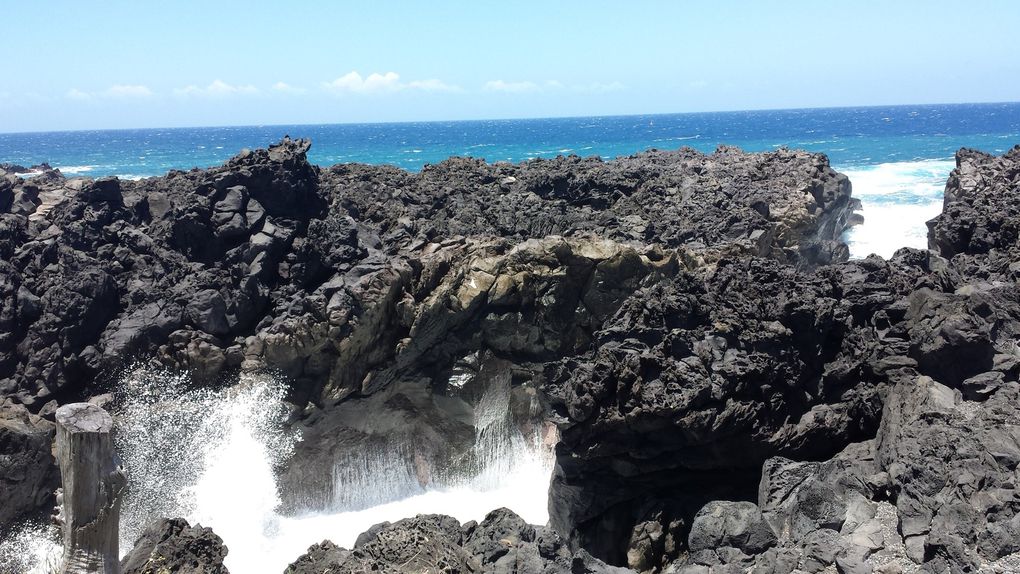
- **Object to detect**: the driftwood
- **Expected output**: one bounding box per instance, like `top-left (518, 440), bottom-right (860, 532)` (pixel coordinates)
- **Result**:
top-left (54, 403), bottom-right (126, 574)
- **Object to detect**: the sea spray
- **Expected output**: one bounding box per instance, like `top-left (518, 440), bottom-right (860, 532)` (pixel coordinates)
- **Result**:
top-left (0, 521), bottom-right (61, 574)
top-left (112, 367), bottom-right (295, 552)
top-left (842, 159), bottom-right (954, 259)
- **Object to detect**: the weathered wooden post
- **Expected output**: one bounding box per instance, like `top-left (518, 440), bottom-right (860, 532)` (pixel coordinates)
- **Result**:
top-left (55, 403), bottom-right (126, 574)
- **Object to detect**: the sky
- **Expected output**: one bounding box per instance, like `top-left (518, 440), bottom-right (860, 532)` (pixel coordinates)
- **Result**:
top-left (1, 1), bottom-right (1018, 133)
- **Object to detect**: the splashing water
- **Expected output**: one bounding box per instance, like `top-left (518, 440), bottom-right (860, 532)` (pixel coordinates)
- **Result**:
top-left (0, 522), bottom-right (61, 574)
top-left (3, 366), bottom-right (554, 574)
top-left (842, 159), bottom-right (955, 259)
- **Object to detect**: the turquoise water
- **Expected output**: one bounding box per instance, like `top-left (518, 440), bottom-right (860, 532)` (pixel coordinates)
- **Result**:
top-left (2, 102), bottom-right (1019, 257)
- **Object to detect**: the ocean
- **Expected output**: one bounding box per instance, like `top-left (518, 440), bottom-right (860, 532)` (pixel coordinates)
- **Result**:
top-left (3, 102), bottom-right (1020, 257)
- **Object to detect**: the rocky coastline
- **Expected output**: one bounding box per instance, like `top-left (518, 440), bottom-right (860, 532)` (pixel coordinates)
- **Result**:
top-left (2, 140), bottom-right (1018, 573)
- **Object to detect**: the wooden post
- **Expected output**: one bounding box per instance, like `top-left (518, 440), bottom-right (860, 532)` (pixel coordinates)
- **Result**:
top-left (55, 403), bottom-right (126, 574)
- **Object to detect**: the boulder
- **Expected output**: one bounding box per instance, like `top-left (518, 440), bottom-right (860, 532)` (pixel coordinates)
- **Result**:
top-left (120, 517), bottom-right (229, 574)
top-left (0, 401), bottom-right (58, 524)
top-left (687, 501), bottom-right (777, 555)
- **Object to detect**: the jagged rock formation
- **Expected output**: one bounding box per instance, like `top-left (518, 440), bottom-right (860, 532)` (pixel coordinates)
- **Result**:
top-left (285, 508), bottom-right (629, 574)
top-left (927, 146), bottom-right (1020, 280)
top-left (121, 517), bottom-right (229, 574)
top-left (2, 142), bottom-right (1018, 574)
top-left (0, 140), bottom-right (853, 525)
top-left (0, 400), bottom-right (58, 525)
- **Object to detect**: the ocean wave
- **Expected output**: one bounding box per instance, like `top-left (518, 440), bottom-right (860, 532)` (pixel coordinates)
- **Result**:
top-left (839, 159), bottom-right (955, 198)
top-left (653, 135), bottom-right (701, 143)
top-left (841, 159), bottom-right (955, 259)
top-left (55, 164), bottom-right (98, 174)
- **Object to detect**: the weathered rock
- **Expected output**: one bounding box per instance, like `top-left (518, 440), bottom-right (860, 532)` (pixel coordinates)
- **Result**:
top-left (120, 517), bottom-right (229, 574)
top-left (928, 146), bottom-right (1020, 268)
top-left (284, 540), bottom-right (349, 574)
top-left (0, 400), bottom-right (58, 524)
top-left (687, 501), bottom-right (777, 555)
top-left (285, 509), bottom-right (631, 574)
top-left (544, 254), bottom-right (933, 563)
top-left (877, 375), bottom-right (1020, 571)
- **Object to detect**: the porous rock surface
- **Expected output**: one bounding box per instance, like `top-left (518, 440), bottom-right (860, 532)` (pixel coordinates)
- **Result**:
top-left (121, 517), bottom-right (229, 574)
top-left (284, 508), bottom-right (630, 574)
top-left (0, 399), bottom-right (58, 526)
top-left (2, 142), bottom-right (1019, 574)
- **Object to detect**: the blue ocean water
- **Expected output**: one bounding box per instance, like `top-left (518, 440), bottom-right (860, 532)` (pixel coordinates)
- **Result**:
top-left (2, 102), bottom-right (1019, 257)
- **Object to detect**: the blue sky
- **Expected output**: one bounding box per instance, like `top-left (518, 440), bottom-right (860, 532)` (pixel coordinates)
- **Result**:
top-left (1, 1), bottom-right (1018, 132)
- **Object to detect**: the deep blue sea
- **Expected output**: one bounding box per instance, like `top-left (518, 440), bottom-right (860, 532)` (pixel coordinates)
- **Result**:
top-left (2, 102), bottom-right (1019, 257)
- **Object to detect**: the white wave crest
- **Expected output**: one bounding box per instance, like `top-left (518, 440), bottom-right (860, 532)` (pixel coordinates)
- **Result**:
top-left (55, 164), bottom-right (98, 174)
top-left (841, 159), bottom-right (955, 259)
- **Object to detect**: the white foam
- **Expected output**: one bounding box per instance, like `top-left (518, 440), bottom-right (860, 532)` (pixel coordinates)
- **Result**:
top-left (841, 159), bottom-right (954, 259)
top-left (55, 164), bottom-right (98, 174)
top-left (0, 522), bottom-right (61, 574)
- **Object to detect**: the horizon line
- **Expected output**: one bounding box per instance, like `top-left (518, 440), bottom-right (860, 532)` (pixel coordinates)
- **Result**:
top-left (2, 100), bottom-right (1019, 137)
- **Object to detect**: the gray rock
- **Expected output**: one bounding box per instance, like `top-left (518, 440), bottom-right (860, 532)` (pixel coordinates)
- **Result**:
top-left (121, 517), bottom-right (229, 574)
top-left (877, 375), bottom-right (1020, 570)
top-left (0, 401), bottom-right (58, 524)
top-left (688, 501), bottom-right (777, 555)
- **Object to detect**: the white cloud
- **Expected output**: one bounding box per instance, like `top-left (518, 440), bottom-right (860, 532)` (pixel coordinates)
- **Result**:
top-left (406, 78), bottom-right (461, 92)
top-left (688, 80), bottom-right (710, 89)
top-left (483, 80), bottom-right (541, 93)
top-left (272, 82), bottom-right (307, 95)
top-left (65, 85), bottom-right (154, 100)
top-left (324, 71), bottom-right (401, 93)
top-left (174, 80), bottom-right (259, 98)
top-left (323, 71), bottom-right (460, 94)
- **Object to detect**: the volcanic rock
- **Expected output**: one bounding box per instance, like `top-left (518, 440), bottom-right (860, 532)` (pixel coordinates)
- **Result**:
top-left (0, 400), bottom-right (58, 525)
top-left (121, 517), bottom-right (229, 574)
top-left (285, 509), bottom-right (630, 574)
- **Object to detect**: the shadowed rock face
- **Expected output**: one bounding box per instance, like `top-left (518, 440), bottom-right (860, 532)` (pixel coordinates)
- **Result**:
top-left (5, 140), bottom-right (1019, 574)
top-left (928, 146), bottom-right (1020, 266)
top-left (0, 401), bottom-right (58, 526)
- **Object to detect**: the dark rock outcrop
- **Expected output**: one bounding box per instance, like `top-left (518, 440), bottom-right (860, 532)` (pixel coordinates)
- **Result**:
top-left (121, 517), bottom-right (229, 574)
top-left (0, 141), bottom-right (851, 413)
top-left (928, 146), bottom-right (1020, 270)
top-left (0, 400), bottom-right (58, 525)
top-left (1, 140), bottom-right (857, 530)
top-left (544, 147), bottom-right (1020, 571)
top-left (285, 508), bottom-right (630, 574)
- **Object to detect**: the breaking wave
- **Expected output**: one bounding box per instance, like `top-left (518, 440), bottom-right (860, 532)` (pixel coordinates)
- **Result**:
top-left (842, 159), bottom-right (954, 259)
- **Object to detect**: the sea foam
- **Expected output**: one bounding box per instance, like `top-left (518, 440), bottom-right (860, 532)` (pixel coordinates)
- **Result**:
top-left (842, 159), bottom-right (954, 259)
